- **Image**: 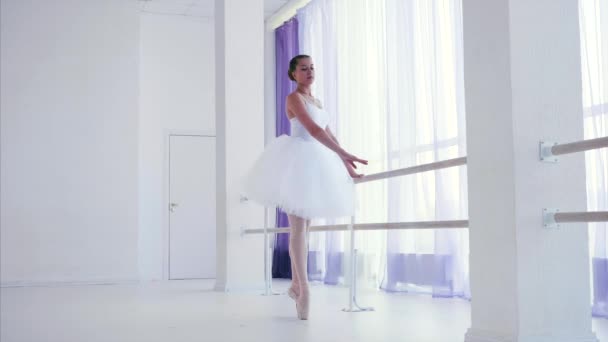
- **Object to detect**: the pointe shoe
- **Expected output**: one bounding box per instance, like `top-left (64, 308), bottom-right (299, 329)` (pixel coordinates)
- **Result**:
top-left (296, 290), bottom-right (310, 320)
top-left (288, 287), bottom-right (300, 317)
top-left (287, 287), bottom-right (298, 301)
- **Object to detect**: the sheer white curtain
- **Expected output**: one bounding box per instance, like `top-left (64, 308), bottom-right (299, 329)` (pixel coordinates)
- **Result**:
top-left (333, 0), bottom-right (469, 296)
top-left (579, 0), bottom-right (608, 318)
top-left (380, 0), bottom-right (468, 297)
top-left (335, 0), bottom-right (390, 287)
top-left (298, 0), bottom-right (350, 284)
top-left (297, 0), bottom-right (469, 296)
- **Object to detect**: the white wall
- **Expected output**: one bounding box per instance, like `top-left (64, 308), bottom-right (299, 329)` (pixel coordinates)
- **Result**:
top-left (264, 30), bottom-right (276, 145)
top-left (139, 13), bottom-right (215, 281)
top-left (215, 0), bottom-right (266, 291)
top-left (1, 0), bottom-right (139, 284)
top-left (263, 29), bottom-right (277, 227)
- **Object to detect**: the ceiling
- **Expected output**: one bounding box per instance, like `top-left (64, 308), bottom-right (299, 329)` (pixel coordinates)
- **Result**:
top-left (138, 0), bottom-right (291, 19)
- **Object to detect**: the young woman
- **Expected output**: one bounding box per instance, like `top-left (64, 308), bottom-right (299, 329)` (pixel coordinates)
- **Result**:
top-left (243, 55), bottom-right (368, 320)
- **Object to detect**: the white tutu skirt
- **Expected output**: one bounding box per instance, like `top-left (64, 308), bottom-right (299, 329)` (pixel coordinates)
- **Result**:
top-left (242, 135), bottom-right (355, 219)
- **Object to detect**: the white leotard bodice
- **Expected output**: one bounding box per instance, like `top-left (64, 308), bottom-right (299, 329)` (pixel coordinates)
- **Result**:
top-left (289, 97), bottom-right (329, 140)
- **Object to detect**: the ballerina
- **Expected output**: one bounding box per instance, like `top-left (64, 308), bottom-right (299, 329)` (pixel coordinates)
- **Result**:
top-left (243, 54), bottom-right (368, 320)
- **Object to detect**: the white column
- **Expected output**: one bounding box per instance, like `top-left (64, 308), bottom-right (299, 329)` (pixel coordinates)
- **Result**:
top-left (215, 0), bottom-right (266, 292)
top-left (264, 28), bottom-right (276, 145)
top-left (463, 0), bottom-right (598, 341)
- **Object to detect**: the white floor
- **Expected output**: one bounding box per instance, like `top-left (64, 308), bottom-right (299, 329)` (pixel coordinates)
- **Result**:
top-left (1, 279), bottom-right (607, 342)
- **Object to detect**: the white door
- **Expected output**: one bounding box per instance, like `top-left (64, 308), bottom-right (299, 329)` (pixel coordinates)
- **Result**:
top-left (168, 135), bottom-right (216, 279)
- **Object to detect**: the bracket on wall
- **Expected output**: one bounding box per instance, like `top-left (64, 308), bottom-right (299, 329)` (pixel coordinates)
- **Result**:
top-left (539, 141), bottom-right (558, 163)
top-left (542, 208), bottom-right (560, 229)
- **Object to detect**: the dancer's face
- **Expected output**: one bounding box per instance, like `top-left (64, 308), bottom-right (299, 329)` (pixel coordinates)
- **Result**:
top-left (292, 58), bottom-right (315, 86)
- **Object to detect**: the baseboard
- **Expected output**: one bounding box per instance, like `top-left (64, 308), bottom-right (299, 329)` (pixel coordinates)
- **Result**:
top-left (465, 328), bottom-right (599, 342)
top-left (1, 277), bottom-right (140, 288)
top-left (213, 279), bottom-right (227, 292)
top-left (517, 333), bottom-right (599, 342)
top-left (464, 328), bottom-right (516, 342)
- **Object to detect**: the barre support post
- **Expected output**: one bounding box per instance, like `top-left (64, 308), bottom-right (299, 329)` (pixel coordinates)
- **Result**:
top-left (343, 215), bottom-right (374, 313)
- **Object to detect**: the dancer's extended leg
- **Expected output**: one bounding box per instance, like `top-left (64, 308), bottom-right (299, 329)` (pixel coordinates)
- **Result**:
top-left (287, 234), bottom-right (299, 300)
top-left (288, 214), bottom-right (310, 320)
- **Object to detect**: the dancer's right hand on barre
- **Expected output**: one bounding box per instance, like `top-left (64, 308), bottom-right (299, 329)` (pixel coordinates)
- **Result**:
top-left (345, 162), bottom-right (365, 179)
top-left (339, 151), bottom-right (368, 169)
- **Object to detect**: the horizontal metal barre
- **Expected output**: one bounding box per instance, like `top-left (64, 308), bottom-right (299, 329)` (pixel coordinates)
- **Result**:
top-left (240, 157), bottom-right (467, 203)
top-left (243, 219), bottom-right (469, 235)
top-left (552, 136), bottom-right (608, 156)
top-left (355, 157), bottom-right (467, 184)
top-left (554, 211), bottom-right (608, 223)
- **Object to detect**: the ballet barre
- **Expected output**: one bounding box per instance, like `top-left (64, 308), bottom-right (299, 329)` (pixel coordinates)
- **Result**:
top-left (543, 210), bottom-right (608, 229)
top-left (242, 219), bottom-right (469, 235)
top-left (243, 211), bottom-right (608, 235)
top-left (539, 135), bottom-right (608, 227)
top-left (354, 157), bottom-right (467, 184)
top-left (540, 136), bottom-right (608, 162)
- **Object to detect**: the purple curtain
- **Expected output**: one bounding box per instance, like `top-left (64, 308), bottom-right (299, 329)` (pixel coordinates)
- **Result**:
top-left (593, 255), bottom-right (608, 317)
top-left (271, 17), bottom-right (299, 279)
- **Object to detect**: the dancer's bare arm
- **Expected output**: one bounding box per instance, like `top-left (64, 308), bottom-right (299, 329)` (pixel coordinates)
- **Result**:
top-left (286, 93), bottom-right (344, 155)
top-left (326, 126), bottom-right (364, 178)
top-left (286, 93), bottom-right (367, 168)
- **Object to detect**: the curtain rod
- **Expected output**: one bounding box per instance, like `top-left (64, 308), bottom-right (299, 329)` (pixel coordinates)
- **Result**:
top-left (265, 0), bottom-right (311, 31)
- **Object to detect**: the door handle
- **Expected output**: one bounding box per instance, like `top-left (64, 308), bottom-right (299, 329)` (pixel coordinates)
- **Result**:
top-left (169, 202), bottom-right (179, 212)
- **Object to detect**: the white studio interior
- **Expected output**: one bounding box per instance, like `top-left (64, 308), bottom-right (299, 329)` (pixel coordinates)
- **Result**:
top-left (1, 0), bottom-right (607, 341)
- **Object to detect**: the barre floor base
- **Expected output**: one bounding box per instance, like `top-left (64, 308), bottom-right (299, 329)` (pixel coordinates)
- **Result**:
top-left (2, 279), bottom-right (607, 342)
